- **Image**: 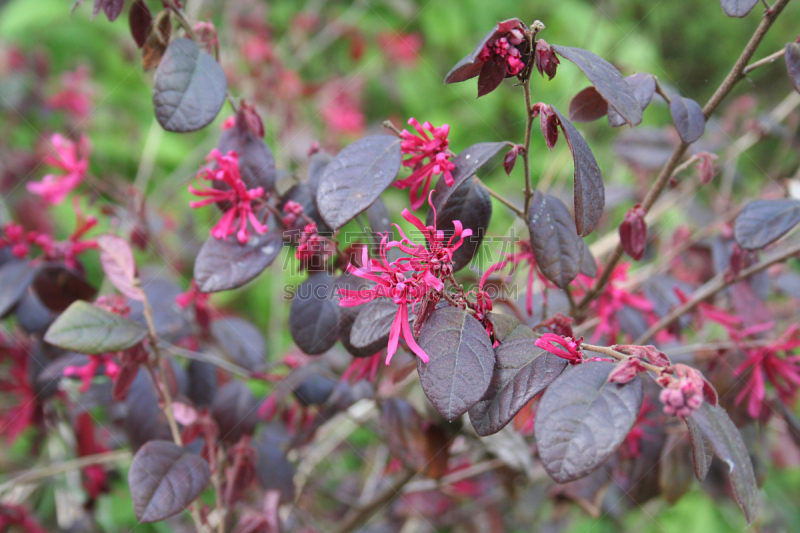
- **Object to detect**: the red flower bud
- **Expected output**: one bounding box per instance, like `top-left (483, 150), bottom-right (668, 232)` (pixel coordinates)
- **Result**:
top-left (612, 344), bottom-right (670, 367)
top-left (619, 204), bottom-right (647, 261)
top-left (531, 103), bottom-right (559, 150)
top-left (534, 39), bottom-right (559, 80)
top-left (695, 151), bottom-right (718, 185)
top-left (608, 358), bottom-right (647, 384)
top-left (503, 144), bottom-right (524, 175)
top-left (237, 101), bottom-right (265, 138)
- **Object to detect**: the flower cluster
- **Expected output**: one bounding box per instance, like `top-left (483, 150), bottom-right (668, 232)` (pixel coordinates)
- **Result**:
top-left (27, 133), bottom-right (90, 204)
top-left (296, 222), bottom-right (334, 269)
top-left (394, 118), bottom-right (455, 210)
top-left (657, 364), bottom-right (705, 418)
top-left (189, 149), bottom-right (268, 244)
top-left (478, 20), bottom-right (528, 76)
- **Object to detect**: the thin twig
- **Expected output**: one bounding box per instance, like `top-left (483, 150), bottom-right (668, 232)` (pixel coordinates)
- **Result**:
top-left (0, 450), bottom-right (130, 493)
top-left (743, 48), bottom-right (787, 75)
top-left (478, 181), bottom-right (525, 217)
top-left (580, 343), bottom-right (664, 374)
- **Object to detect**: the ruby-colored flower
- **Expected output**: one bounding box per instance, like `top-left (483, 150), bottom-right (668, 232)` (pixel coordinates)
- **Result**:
top-left (0, 503), bottom-right (47, 533)
top-left (658, 364), bottom-right (705, 418)
top-left (282, 199), bottom-right (305, 228)
top-left (190, 149), bottom-right (268, 244)
top-left (734, 324), bottom-right (800, 418)
top-left (0, 334), bottom-right (42, 443)
top-left (74, 412), bottom-right (110, 500)
top-left (64, 353), bottom-right (121, 393)
top-left (394, 118), bottom-right (455, 210)
top-left (341, 352), bottom-right (382, 383)
top-left (534, 39), bottom-right (559, 80)
top-left (176, 279), bottom-right (211, 332)
top-left (535, 333), bottom-right (583, 364)
top-left (47, 66), bottom-right (93, 120)
top-left (619, 204), bottom-right (647, 261)
top-left (319, 80), bottom-right (365, 135)
top-left (620, 398), bottom-right (655, 459)
top-left (27, 134), bottom-right (90, 204)
top-left (478, 20), bottom-right (528, 76)
top-left (296, 222), bottom-right (334, 269)
top-left (378, 32), bottom-right (423, 67)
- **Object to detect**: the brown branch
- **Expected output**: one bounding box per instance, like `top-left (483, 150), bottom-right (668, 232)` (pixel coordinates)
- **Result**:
top-left (580, 343), bottom-right (664, 374)
top-left (744, 48), bottom-right (787, 75)
top-left (478, 181), bottom-right (525, 217)
top-left (635, 240), bottom-right (800, 344)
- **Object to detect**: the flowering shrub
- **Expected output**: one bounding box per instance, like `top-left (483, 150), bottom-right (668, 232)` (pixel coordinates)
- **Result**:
top-left (2, 1), bottom-right (800, 532)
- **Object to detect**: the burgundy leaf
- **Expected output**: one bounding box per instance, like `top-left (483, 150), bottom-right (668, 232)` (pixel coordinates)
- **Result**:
top-left (194, 229), bottom-right (282, 293)
top-left (670, 96), bottom-right (705, 144)
top-left (569, 86), bottom-right (608, 123)
top-left (417, 307), bottom-right (495, 421)
top-left (98, 234), bottom-right (143, 301)
top-left (316, 135), bottom-right (402, 230)
top-left (477, 59), bottom-right (508, 97)
top-left (551, 45), bottom-right (642, 126)
top-left (532, 103), bottom-right (559, 149)
top-left (349, 297), bottom-right (403, 349)
top-left (658, 432), bottom-right (694, 504)
top-left (382, 398), bottom-right (450, 479)
top-left (211, 316), bottom-right (266, 371)
top-left (552, 107), bottom-right (605, 236)
top-left (93, 0), bottom-right (124, 21)
top-left (32, 264), bottom-right (97, 313)
top-left (444, 26), bottom-right (498, 84)
top-left (689, 403), bottom-right (758, 524)
top-left (527, 191), bottom-right (582, 288)
top-left (211, 381), bottom-right (258, 443)
top-left (468, 337), bottom-right (567, 436)
top-left (288, 272), bottom-right (340, 355)
top-left (685, 417), bottom-right (713, 482)
top-left (534, 39), bottom-right (560, 80)
top-left (608, 73), bottom-right (656, 127)
top-left (153, 38), bottom-right (227, 132)
top-left (128, 440), bottom-right (210, 523)
top-left (129, 0), bottom-right (152, 48)
top-left (449, 142), bottom-right (509, 188)
top-left (534, 361), bottom-right (644, 483)
top-left (125, 370), bottom-right (172, 451)
top-left (141, 10), bottom-right (172, 70)
top-left (787, 43), bottom-right (800, 94)
top-left (619, 204), bottom-right (647, 261)
top-left (187, 360), bottom-right (218, 408)
top-left (255, 433), bottom-right (295, 503)
top-left (720, 0), bottom-right (760, 17)
top-left (503, 144), bottom-right (524, 175)
top-left (734, 198), bottom-right (800, 250)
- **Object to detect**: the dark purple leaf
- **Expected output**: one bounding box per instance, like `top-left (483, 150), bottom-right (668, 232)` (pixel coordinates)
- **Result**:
top-left (579, 240), bottom-right (598, 278)
top-left (217, 126), bottom-right (276, 192)
top-left (551, 45), bottom-right (642, 126)
top-left (427, 175), bottom-right (492, 272)
top-left (0, 260), bottom-right (38, 318)
top-left (685, 417), bottom-right (713, 482)
top-left (487, 313), bottom-right (534, 343)
top-left (734, 198), bottom-right (800, 250)
top-left (45, 301), bottom-right (147, 353)
top-left (307, 151), bottom-right (333, 196)
top-left (153, 38), bottom-right (227, 132)
top-left (98, 234), bottom-right (143, 301)
top-left (294, 373), bottom-right (335, 406)
top-left (534, 361), bottom-right (644, 483)
top-left (32, 264), bottom-right (96, 312)
top-left (128, 440), bottom-right (210, 523)
top-left (569, 86), bottom-right (608, 122)
top-left (93, 0), bottom-right (124, 21)
top-left (187, 359), bottom-right (217, 408)
top-left (125, 370), bottom-right (172, 450)
top-left (381, 398), bottom-right (450, 479)
top-left (608, 73), bottom-right (656, 127)
top-left (255, 432), bottom-right (295, 503)
top-left (787, 43), bottom-right (800, 94)
top-left (316, 135), bottom-right (402, 230)
top-left (444, 26), bottom-right (498, 84)
top-left (194, 229), bottom-right (282, 293)
top-left (689, 403), bottom-right (758, 524)
top-left (211, 381), bottom-right (258, 443)
top-left (552, 107), bottom-right (605, 236)
top-left (211, 316), bottom-right (266, 371)
top-left (289, 272), bottom-right (341, 355)
top-left (468, 337), bottom-right (567, 436)
top-left (720, 0), bottom-right (760, 17)
top-left (670, 96), bottom-right (705, 144)
top-left (16, 290), bottom-right (58, 334)
top-left (417, 307), bottom-right (495, 422)
top-left (350, 297), bottom-right (402, 349)
top-left (527, 192), bottom-right (583, 288)
top-left (129, 0), bottom-right (152, 48)
top-left (658, 432), bottom-right (694, 504)
top-left (478, 59), bottom-right (508, 97)
top-left (365, 197), bottom-right (392, 236)
top-left (449, 142), bottom-right (509, 188)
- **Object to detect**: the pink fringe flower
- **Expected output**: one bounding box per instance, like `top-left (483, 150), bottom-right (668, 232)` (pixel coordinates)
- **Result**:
top-left (394, 118), bottom-right (455, 210)
top-left (27, 134), bottom-right (90, 204)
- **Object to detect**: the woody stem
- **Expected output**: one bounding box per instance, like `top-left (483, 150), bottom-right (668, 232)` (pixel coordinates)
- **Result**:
top-left (580, 343), bottom-right (664, 374)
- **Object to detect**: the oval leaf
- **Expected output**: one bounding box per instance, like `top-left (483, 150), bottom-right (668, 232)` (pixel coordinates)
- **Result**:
top-left (417, 307), bottom-right (495, 421)
top-left (0, 260), bottom-right (38, 318)
top-left (153, 38), bottom-right (227, 132)
top-left (32, 264), bottom-right (97, 312)
top-left (670, 96), bottom-right (705, 144)
top-left (289, 272), bottom-right (341, 355)
top-left (98, 234), bottom-right (143, 301)
top-left (551, 45), bottom-right (642, 126)
top-left (468, 338), bottom-right (568, 436)
top-left (721, 0), bottom-right (759, 17)
top-left (211, 316), bottom-right (266, 371)
top-left (528, 192), bottom-right (583, 288)
top-left (350, 297), bottom-right (402, 349)
top-left (552, 107), bottom-right (605, 236)
top-left (734, 198), bottom-right (800, 250)
top-left (449, 142), bottom-right (509, 188)
top-left (211, 381), bottom-right (258, 443)
top-left (129, 0), bottom-right (152, 48)
top-left (685, 417), bottom-right (713, 482)
top-left (569, 86), bottom-right (608, 122)
top-left (194, 229), bottom-right (282, 293)
top-left (787, 43), bottom-right (800, 94)
top-left (689, 403), bottom-right (758, 524)
top-left (608, 73), bottom-right (656, 127)
top-left (534, 361), bottom-right (644, 483)
top-left (45, 300), bottom-right (147, 353)
top-left (129, 440), bottom-right (210, 523)
top-left (255, 433), bottom-right (295, 503)
top-left (315, 135), bottom-right (402, 230)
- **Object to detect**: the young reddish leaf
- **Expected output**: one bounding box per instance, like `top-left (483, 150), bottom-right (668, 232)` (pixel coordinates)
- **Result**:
top-left (734, 198), bottom-right (800, 250)
top-left (211, 381), bottom-right (258, 443)
top-left (478, 59), bottom-right (508, 97)
top-left (129, 0), bottom-right (152, 48)
top-left (689, 403), bottom-right (758, 524)
top-left (92, 0), bottom-right (124, 21)
top-left (316, 135), bottom-right (402, 230)
top-left (211, 316), bottom-right (267, 371)
top-left (417, 307), bottom-right (495, 422)
top-left (787, 43), bottom-right (800, 94)
top-left (569, 86), bottom-right (608, 123)
top-left (527, 192), bottom-right (583, 288)
top-left (381, 398), bottom-right (450, 479)
top-left (0, 260), bottom-right (38, 318)
top-left (255, 432), bottom-right (295, 504)
top-left (428, 175), bottom-right (492, 272)
top-left (468, 338), bottom-right (568, 436)
top-left (32, 264), bottom-right (97, 312)
top-left (619, 204), bottom-right (647, 261)
top-left (720, 0), bottom-right (759, 17)
top-left (44, 301), bottom-right (147, 353)
top-left (128, 440), bottom-right (210, 523)
top-left (153, 38), bottom-right (227, 132)
top-left (288, 272), bottom-right (341, 355)
top-left (194, 229), bottom-right (282, 293)
top-left (534, 361), bottom-right (644, 483)
top-left (217, 125), bottom-right (276, 192)
top-left (98, 234), bottom-right (143, 301)
top-left (551, 45), bottom-right (642, 126)
top-left (551, 107), bottom-right (605, 236)
top-left (685, 417), bottom-right (713, 482)
top-left (141, 10), bottom-right (171, 70)
top-left (670, 96), bottom-right (705, 144)
top-left (608, 73), bottom-right (656, 127)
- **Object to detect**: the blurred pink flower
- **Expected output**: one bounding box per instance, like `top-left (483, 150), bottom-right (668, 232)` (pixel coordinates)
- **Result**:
top-left (378, 32), bottom-right (422, 67)
top-left (318, 80), bottom-right (365, 136)
top-left (47, 65), bottom-right (93, 120)
top-left (27, 134), bottom-right (90, 204)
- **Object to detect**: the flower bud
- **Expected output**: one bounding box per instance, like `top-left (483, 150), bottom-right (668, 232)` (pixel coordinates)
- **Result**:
top-left (619, 204), bottom-right (647, 261)
top-left (534, 39), bottom-right (559, 80)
